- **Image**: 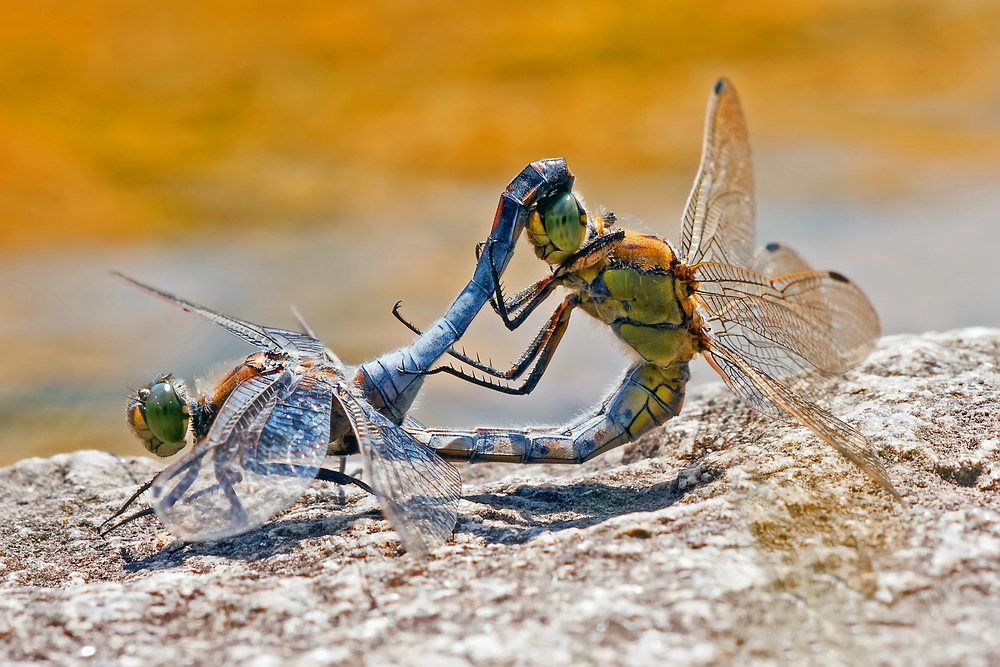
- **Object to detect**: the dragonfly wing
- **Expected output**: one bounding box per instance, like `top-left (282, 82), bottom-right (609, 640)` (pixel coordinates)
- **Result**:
top-left (751, 242), bottom-right (813, 277)
top-left (704, 344), bottom-right (900, 500)
top-left (694, 261), bottom-right (880, 384)
top-left (402, 414), bottom-right (426, 430)
top-left (151, 370), bottom-right (332, 541)
top-left (679, 78), bottom-right (755, 269)
top-left (113, 272), bottom-right (325, 357)
top-left (333, 386), bottom-right (462, 557)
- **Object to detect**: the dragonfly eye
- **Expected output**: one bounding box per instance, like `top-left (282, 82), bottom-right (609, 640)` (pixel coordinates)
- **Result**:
top-left (127, 377), bottom-right (190, 457)
top-left (540, 192), bottom-right (587, 254)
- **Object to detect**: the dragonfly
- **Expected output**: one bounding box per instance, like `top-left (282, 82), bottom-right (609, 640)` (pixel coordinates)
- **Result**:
top-left (102, 158), bottom-right (578, 556)
top-left (401, 78), bottom-right (900, 501)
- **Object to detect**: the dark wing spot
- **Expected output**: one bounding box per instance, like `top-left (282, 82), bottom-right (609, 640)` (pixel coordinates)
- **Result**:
top-left (714, 78), bottom-right (724, 94)
top-left (765, 242), bottom-right (781, 252)
top-left (828, 271), bottom-right (850, 283)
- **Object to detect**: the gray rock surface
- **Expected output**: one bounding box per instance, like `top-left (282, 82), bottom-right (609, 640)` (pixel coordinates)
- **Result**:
top-left (1, 329), bottom-right (998, 666)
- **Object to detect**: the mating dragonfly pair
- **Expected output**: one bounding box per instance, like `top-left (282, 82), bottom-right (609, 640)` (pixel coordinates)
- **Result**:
top-left (105, 78), bottom-right (898, 557)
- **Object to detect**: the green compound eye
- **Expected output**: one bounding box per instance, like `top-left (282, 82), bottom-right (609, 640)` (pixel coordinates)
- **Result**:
top-left (143, 380), bottom-right (190, 447)
top-left (540, 192), bottom-right (587, 254)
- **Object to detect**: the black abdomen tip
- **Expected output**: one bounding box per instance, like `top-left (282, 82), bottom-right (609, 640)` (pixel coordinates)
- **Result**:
top-left (765, 242), bottom-right (781, 252)
top-left (714, 79), bottom-right (725, 94)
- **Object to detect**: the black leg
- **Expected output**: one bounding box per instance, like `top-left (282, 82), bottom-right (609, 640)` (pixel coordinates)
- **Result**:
top-left (316, 466), bottom-right (374, 494)
top-left (394, 299), bottom-right (551, 379)
top-left (423, 294), bottom-right (578, 395)
top-left (99, 462), bottom-right (375, 538)
top-left (487, 241), bottom-right (559, 330)
top-left (98, 475), bottom-right (158, 536)
top-left (99, 507), bottom-right (157, 537)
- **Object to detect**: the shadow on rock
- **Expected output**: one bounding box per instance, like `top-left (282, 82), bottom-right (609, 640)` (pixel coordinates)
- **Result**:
top-left (119, 508), bottom-right (379, 572)
top-left (114, 462), bottom-right (721, 569)
top-left (462, 463), bottom-right (721, 544)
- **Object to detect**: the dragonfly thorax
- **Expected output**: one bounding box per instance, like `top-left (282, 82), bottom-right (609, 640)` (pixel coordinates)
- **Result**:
top-left (570, 231), bottom-right (702, 368)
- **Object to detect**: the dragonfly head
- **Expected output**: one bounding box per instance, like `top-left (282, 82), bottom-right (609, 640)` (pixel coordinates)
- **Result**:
top-left (126, 374), bottom-right (193, 457)
top-left (525, 191), bottom-right (589, 265)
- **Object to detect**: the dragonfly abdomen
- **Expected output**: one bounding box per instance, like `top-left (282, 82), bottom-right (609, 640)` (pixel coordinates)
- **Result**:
top-left (415, 360), bottom-right (689, 464)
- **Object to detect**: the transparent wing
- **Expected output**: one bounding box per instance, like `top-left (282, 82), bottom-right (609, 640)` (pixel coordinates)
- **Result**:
top-left (751, 242), bottom-right (812, 277)
top-left (333, 386), bottom-right (461, 557)
top-left (114, 272), bottom-right (325, 358)
top-left (679, 77), bottom-right (755, 268)
top-left (291, 303), bottom-right (347, 369)
top-left (151, 371), bottom-right (332, 541)
top-left (704, 344), bottom-right (899, 500)
top-left (402, 415), bottom-right (426, 430)
top-left (694, 262), bottom-right (880, 394)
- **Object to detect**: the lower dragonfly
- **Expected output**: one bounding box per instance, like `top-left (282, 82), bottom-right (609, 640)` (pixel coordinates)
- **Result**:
top-left (104, 158), bottom-right (577, 556)
top-left (401, 78), bottom-right (900, 501)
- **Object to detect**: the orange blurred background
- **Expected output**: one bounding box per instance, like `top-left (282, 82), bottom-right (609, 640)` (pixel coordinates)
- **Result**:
top-left (1, 0), bottom-right (999, 465)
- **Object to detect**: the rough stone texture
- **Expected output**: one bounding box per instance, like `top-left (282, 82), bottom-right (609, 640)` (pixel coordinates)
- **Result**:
top-left (0, 329), bottom-right (998, 666)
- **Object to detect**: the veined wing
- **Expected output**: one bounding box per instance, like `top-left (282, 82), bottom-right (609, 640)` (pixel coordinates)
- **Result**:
top-left (151, 370), bottom-right (332, 541)
top-left (334, 386), bottom-right (462, 557)
top-left (704, 344), bottom-right (900, 500)
top-left (694, 261), bottom-right (880, 392)
top-left (751, 242), bottom-right (812, 277)
top-left (291, 304), bottom-right (348, 370)
top-left (679, 78), bottom-right (755, 269)
top-left (113, 272), bottom-right (325, 358)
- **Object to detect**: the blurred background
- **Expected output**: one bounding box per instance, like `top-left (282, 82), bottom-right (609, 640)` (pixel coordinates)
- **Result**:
top-left (1, 0), bottom-right (999, 466)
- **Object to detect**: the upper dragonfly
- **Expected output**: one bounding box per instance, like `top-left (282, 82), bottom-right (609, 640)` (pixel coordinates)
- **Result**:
top-left (108, 158), bottom-right (577, 556)
top-left (403, 78), bottom-right (900, 501)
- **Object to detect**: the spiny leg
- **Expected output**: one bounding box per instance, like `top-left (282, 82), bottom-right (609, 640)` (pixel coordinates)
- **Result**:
top-left (100, 464), bottom-right (374, 537)
top-left (424, 294), bottom-right (579, 395)
top-left (99, 475), bottom-right (158, 536)
top-left (486, 228), bottom-right (626, 330)
top-left (357, 159), bottom-right (576, 423)
top-left (393, 292), bottom-right (571, 382)
top-left (99, 507), bottom-right (158, 537)
top-left (485, 241), bottom-right (559, 330)
top-left (391, 230), bottom-right (625, 383)
top-left (400, 228), bottom-right (626, 388)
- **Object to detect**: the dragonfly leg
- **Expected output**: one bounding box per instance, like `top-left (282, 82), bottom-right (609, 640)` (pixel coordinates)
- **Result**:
top-left (395, 292), bottom-right (577, 385)
top-left (315, 466), bottom-right (374, 494)
top-left (101, 463), bottom-right (374, 538)
top-left (390, 301), bottom-right (516, 373)
top-left (484, 230), bottom-right (624, 331)
top-left (424, 294), bottom-right (579, 395)
top-left (335, 455), bottom-right (347, 504)
top-left (99, 507), bottom-right (157, 537)
top-left (390, 247), bottom-right (557, 362)
top-left (239, 460), bottom-right (376, 495)
top-left (157, 452), bottom-right (205, 510)
top-left (486, 241), bottom-right (561, 330)
top-left (411, 228), bottom-right (628, 389)
top-left (358, 159), bottom-right (576, 423)
top-left (408, 360), bottom-right (689, 463)
top-left (98, 475), bottom-right (158, 536)
top-left (393, 231), bottom-right (628, 387)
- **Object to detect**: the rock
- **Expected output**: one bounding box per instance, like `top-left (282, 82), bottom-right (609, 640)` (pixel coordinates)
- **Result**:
top-left (0, 329), bottom-right (998, 665)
